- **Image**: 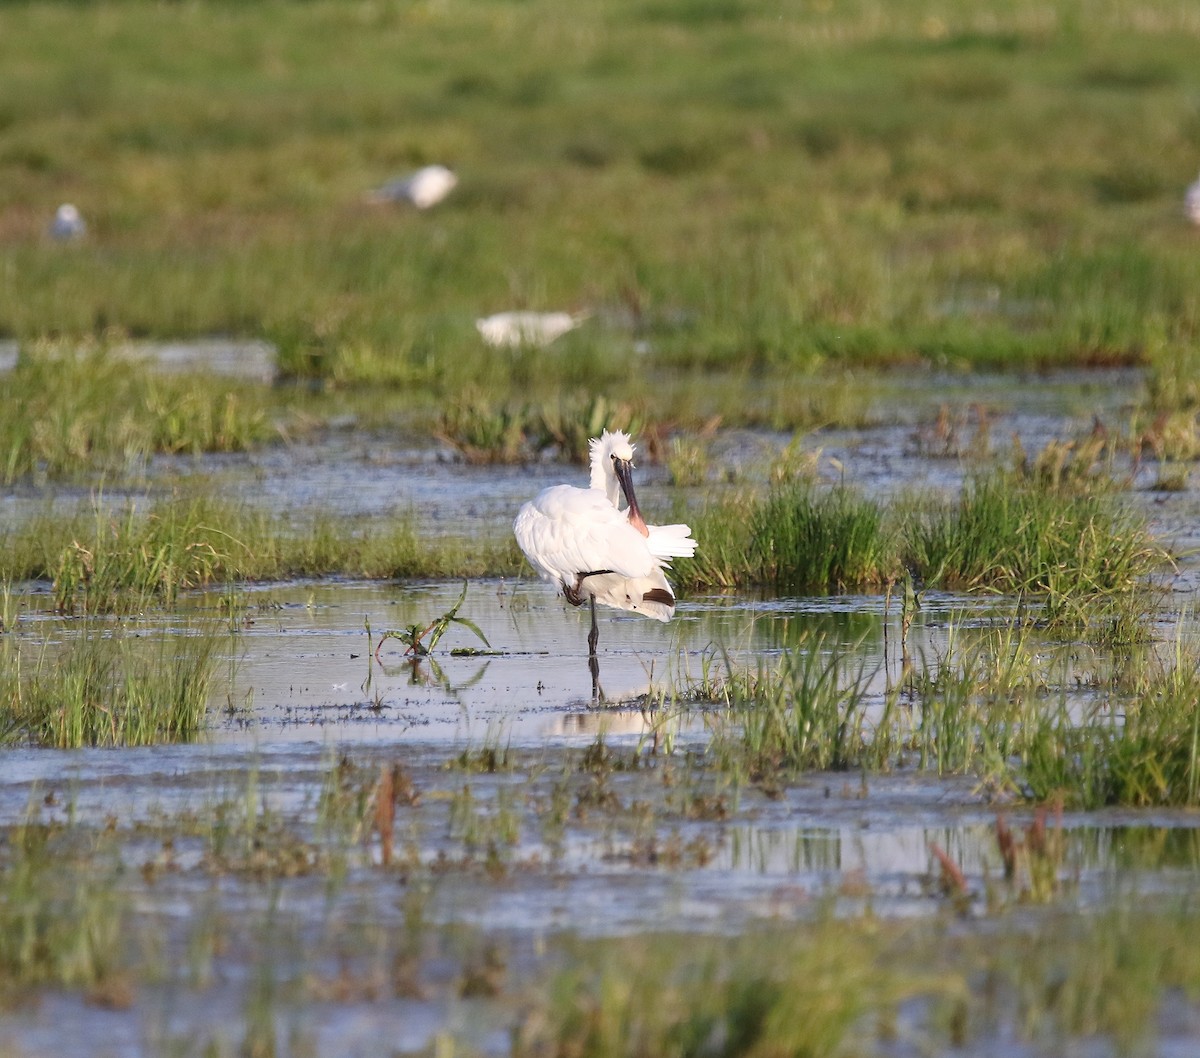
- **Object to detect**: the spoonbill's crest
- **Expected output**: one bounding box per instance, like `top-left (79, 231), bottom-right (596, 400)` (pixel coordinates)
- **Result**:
top-left (1186, 172), bottom-right (1200, 226)
top-left (476, 310), bottom-right (588, 348)
top-left (50, 203), bottom-right (86, 241)
top-left (513, 428), bottom-right (696, 695)
top-left (367, 165), bottom-right (458, 209)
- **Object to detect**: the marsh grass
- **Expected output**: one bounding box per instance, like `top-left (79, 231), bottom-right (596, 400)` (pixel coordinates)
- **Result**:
top-left (0, 344), bottom-right (279, 483)
top-left (513, 919), bottom-right (913, 1058)
top-left (711, 636), bottom-right (880, 780)
top-left (670, 480), bottom-right (896, 593)
top-left (675, 459), bottom-right (1164, 614)
top-left (516, 907), bottom-right (1200, 1057)
top-left (1018, 634), bottom-right (1200, 808)
top-left (437, 391), bottom-right (642, 464)
top-left (0, 821), bottom-right (127, 995)
top-left (751, 481), bottom-right (897, 592)
top-left (0, 491), bottom-right (523, 613)
top-left (1, 618), bottom-right (221, 747)
top-left (1, 452), bottom-right (1157, 618)
top-left (905, 464), bottom-right (1167, 639)
top-left (4, 0), bottom-right (1200, 399)
top-left (694, 612), bottom-right (1200, 808)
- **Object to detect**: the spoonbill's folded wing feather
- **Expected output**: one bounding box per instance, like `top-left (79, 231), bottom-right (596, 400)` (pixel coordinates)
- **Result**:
top-left (646, 522), bottom-right (697, 560)
top-left (513, 486), bottom-right (658, 587)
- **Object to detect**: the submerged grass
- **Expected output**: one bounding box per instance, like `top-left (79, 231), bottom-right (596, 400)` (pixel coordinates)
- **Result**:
top-left (516, 919), bottom-right (910, 1058)
top-left (0, 822), bottom-right (127, 997)
top-left (1019, 632), bottom-right (1200, 807)
top-left (696, 611), bottom-right (1200, 808)
top-left (3, 749), bottom-right (1200, 1052)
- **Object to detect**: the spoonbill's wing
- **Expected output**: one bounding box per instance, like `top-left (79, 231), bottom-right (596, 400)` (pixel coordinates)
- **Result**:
top-left (514, 485), bottom-right (660, 587)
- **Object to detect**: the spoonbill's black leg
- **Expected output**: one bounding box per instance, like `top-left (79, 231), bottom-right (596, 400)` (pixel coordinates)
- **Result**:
top-left (589, 652), bottom-right (604, 702)
top-left (588, 595), bottom-right (605, 700)
top-left (587, 594), bottom-right (600, 657)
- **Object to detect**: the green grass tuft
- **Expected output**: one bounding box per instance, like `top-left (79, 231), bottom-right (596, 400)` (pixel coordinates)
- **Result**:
top-left (1, 620), bottom-right (220, 748)
top-left (0, 343), bottom-right (277, 483)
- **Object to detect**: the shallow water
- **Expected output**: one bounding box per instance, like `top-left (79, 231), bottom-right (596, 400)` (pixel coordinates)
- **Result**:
top-left (5, 581), bottom-right (1198, 926)
top-left (6, 367), bottom-right (1200, 1056)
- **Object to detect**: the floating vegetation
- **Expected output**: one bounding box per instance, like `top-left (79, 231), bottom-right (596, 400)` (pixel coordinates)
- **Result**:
top-left (372, 581), bottom-right (491, 660)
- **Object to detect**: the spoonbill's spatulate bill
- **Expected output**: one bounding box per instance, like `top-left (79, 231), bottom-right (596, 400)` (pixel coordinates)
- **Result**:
top-left (513, 429), bottom-right (696, 695)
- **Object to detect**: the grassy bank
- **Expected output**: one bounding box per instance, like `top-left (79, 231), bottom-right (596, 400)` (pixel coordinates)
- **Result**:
top-left (675, 464), bottom-right (1166, 619)
top-left (0, 456), bottom-right (1164, 618)
top-left (1, 0), bottom-right (1199, 397)
top-left (0, 343), bottom-right (282, 483)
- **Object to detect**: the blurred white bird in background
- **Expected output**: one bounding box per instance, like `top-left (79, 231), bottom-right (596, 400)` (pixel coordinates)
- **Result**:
top-left (366, 165), bottom-right (458, 209)
top-left (476, 310), bottom-right (589, 348)
top-left (513, 429), bottom-right (696, 697)
top-left (50, 203), bottom-right (86, 240)
top-left (1186, 171), bottom-right (1200, 226)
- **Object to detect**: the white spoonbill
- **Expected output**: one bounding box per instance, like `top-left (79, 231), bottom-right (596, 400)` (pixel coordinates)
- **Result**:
top-left (1186, 171), bottom-right (1200, 226)
top-left (476, 310), bottom-right (588, 348)
top-left (513, 429), bottom-right (696, 682)
top-left (366, 165), bottom-right (458, 209)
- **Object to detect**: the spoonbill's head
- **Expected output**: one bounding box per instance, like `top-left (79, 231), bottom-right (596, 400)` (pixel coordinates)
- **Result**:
top-left (589, 430), bottom-right (647, 534)
top-left (589, 429), bottom-right (636, 489)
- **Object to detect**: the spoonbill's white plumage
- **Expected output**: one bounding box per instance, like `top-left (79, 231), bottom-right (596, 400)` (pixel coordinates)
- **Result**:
top-left (1186, 172), bottom-right (1200, 226)
top-left (366, 165), bottom-right (458, 209)
top-left (513, 430), bottom-right (696, 691)
top-left (476, 310), bottom-right (587, 348)
top-left (50, 203), bottom-right (86, 241)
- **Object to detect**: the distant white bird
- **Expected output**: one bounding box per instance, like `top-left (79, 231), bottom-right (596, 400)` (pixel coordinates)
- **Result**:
top-left (1186, 172), bottom-right (1200, 226)
top-left (514, 429), bottom-right (696, 688)
top-left (476, 310), bottom-right (588, 348)
top-left (366, 165), bottom-right (458, 209)
top-left (50, 203), bottom-right (86, 241)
